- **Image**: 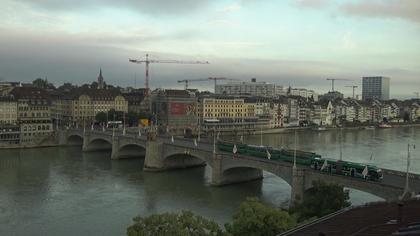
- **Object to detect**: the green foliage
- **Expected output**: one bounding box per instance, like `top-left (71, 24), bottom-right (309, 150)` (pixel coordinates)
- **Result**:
top-left (403, 112), bottom-right (410, 122)
top-left (90, 81), bottom-right (98, 89)
top-left (108, 109), bottom-right (124, 122)
top-left (225, 198), bottom-right (296, 236)
top-left (126, 211), bottom-right (225, 236)
top-left (32, 78), bottom-right (54, 89)
top-left (95, 112), bottom-right (107, 123)
top-left (291, 180), bottom-right (350, 222)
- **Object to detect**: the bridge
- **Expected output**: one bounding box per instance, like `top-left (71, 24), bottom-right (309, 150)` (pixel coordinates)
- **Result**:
top-left (56, 129), bottom-right (420, 206)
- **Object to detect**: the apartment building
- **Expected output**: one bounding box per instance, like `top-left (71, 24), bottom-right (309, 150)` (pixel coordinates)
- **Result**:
top-left (10, 87), bottom-right (53, 145)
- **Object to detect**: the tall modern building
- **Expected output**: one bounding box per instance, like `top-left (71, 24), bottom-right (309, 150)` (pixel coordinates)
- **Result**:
top-left (362, 76), bottom-right (390, 101)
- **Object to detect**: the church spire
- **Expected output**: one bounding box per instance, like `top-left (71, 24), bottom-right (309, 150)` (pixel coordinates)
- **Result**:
top-left (97, 67), bottom-right (104, 89)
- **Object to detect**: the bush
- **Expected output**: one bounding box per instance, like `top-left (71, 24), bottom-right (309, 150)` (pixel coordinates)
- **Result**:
top-left (127, 211), bottom-right (225, 236)
top-left (225, 198), bottom-right (296, 236)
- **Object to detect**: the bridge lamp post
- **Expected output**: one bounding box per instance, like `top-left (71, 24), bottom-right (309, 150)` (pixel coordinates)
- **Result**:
top-left (213, 127), bottom-right (216, 154)
top-left (403, 144), bottom-right (415, 197)
top-left (123, 112), bottom-right (126, 136)
top-left (198, 117), bottom-right (201, 142)
top-left (112, 113), bottom-right (116, 138)
top-left (293, 130), bottom-right (297, 169)
top-left (83, 116), bottom-right (86, 134)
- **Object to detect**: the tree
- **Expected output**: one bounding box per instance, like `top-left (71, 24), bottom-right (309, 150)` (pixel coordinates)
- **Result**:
top-left (291, 180), bottom-right (350, 222)
top-left (32, 78), bottom-right (54, 89)
top-left (58, 82), bottom-right (75, 92)
top-left (95, 112), bottom-right (107, 123)
top-left (126, 211), bottom-right (225, 236)
top-left (90, 81), bottom-right (98, 89)
top-left (403, 112), bottom-right (410, 122)
top-left (107, 109), bottom-right (124, 122)
top-left (225, 198), bottom-right (296, 236)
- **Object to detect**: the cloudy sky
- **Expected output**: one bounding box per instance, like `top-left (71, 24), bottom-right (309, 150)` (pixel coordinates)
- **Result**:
top-left (1, 0), bottom-right (419, 98)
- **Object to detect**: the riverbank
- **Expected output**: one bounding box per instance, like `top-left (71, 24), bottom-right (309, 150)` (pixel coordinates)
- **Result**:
top-left (253, 123), bottom-right (420, 135)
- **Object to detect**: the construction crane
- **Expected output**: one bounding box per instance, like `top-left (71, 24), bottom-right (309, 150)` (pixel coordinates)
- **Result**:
top-left (177, 78), bottom-right (209, 90)
top-left (326, 78), bottom-right (352, 92)
top-left (345, 85), bottom-right (358, 99)
top-left (208, 77), bottom-right (240, 93)
top-left (129, 54), bottom-right (209, 95)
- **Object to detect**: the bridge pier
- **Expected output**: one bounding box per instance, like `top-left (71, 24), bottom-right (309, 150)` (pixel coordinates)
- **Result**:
top-left (143, 140), bottom-right (165, 171)
top-left (144, 139), bottom-right (206, 171)
top-left (291, 167), bottom-right (305, 207)
top-left (56, 130), bottom-right (68, 146)
top-left (82, 132), bottom-right (91, 152)
top-left (211, 154), bottom-right (263, 186)
top-left (111, 137), bottom-right (120, 160)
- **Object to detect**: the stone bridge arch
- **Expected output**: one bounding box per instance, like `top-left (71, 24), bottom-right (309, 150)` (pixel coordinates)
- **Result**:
top-left (217, 157), bottom-right (294, 186)
top-left (117, 143), bottom-right (147, 159)
top-left (83, 137), bottom-right (112, 152)
top-left (160, 146), bottom-right (213, 171)
top-left (304, 171), bottom-right (403, 201)
top-left (67, 134), bottom-right (84, 145)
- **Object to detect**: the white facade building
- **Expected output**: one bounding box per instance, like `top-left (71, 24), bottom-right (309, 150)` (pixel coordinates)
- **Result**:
top-left (289, 88), bottom-right (319, 101)
top-left (215, 78), bottom-right (285, 97)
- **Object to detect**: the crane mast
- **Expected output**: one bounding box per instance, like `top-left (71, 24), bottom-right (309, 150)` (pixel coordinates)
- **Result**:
top-left (208, 77), bottom-right (240, 93)
top-left (177, 78), bottom-right (209, 90)
top-left (178, 77), bottom-right (240, 92)
top-left (345, 85), bottom-right (358, 99)
top-left (326, 78), bottom-right (352, 92)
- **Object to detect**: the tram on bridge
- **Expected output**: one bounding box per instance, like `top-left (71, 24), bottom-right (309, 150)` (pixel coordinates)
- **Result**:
top-left (217, 141), bottom-right (383, 182)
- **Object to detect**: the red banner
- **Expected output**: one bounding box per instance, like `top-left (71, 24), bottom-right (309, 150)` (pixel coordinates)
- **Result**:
top-left (170, 102), bottom-right (194, 116)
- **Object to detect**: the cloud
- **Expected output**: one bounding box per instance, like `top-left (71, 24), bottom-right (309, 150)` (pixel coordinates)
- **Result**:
top-left (14, 0), bottom-right (211, 16)
top-left (221, 3), bottom-right (242, 13)
top-left (292, 0), bottom-right (420, 24)
top-left (341, 31), bottom-right (356, 50)
top-left (294, 0), bottom-right (331, 9)
top-left (340, 0), bottom-right (420, 23)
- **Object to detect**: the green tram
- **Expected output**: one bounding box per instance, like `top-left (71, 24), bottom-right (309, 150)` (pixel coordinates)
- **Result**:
top-left (217, 141), bottom-right (383, 182)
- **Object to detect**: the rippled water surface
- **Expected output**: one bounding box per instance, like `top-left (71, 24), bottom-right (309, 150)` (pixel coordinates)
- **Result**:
top-left (0, 127), bottom-right (419, 236)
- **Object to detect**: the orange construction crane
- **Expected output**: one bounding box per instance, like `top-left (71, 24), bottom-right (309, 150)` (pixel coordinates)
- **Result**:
top-left (129, 54), bottom-right (209, 95)
top-left (326, 78), bottom-right (352, 92)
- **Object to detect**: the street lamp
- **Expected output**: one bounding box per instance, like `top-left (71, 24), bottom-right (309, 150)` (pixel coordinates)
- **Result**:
top-left (213, 127), bottom-right (216, 154)
top-left (403, 143), bottom-right (416, 198)
top-left (293, 130), bottom-right (297, 169)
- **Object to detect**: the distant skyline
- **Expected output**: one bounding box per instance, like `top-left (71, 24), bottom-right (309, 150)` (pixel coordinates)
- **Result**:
top-left (1, 0), bottom-right (419, 99)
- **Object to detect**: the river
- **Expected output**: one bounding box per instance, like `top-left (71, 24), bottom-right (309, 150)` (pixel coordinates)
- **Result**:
top-left (0, 127), bottom-right (419, 235)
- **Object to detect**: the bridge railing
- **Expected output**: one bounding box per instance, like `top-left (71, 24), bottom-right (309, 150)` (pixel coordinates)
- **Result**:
top-left (382, 168), bottom-right (420, 181)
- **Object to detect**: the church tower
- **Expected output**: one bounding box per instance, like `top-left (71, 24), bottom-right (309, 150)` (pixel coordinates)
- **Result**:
top-left (97, 68), bottom-right (105, 89)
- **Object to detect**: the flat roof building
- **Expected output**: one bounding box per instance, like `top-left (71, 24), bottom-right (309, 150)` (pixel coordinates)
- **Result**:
top-left (215, 78), bottom-right (285, 97)
top-left (362, 76), bottom-right (390, 101)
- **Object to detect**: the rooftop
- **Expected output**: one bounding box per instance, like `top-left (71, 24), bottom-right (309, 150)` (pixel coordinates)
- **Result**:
top-left (282, 199), bottom-right (420, 236)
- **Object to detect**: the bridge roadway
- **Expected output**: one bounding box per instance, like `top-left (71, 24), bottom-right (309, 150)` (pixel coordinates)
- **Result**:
top-left (58, 129), bottom-right (420, 206)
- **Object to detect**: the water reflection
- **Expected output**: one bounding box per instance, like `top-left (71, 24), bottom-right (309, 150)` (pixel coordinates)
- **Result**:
top-left (0, 127), bottom-right (418, 236)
